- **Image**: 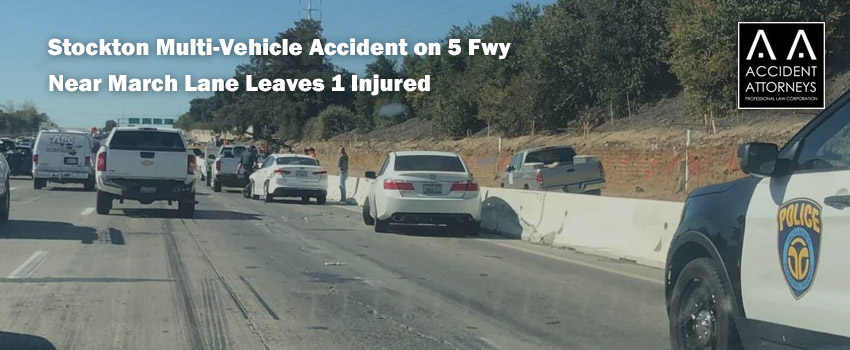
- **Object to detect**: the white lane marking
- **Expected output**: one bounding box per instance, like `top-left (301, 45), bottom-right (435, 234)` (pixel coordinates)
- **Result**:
top-left (486, 241), bottom-right (663, 285)
top-left (333, 205), bottom-right (360, 213)
top-left (9, 187), bottom-right (17, 191)
top-left (8, 250), bottom-right (49, 279)
top-left (19, 196), bottom-right (42, 204)
top-left (80, 207), bottom-right (95, 216)
top-left (478, 337), bottom-right (502, 350)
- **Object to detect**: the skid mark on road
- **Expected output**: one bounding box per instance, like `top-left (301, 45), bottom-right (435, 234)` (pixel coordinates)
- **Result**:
top-left (200, 277), bottom-right (231, 350)
top-left (7, 250), bottom-right (49, 278)
top-left (163, 223), bottom-right (205, 350)
top-left (238, 276), bottom-right (280, 320)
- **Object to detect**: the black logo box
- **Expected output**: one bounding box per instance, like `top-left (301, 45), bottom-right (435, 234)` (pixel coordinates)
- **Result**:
top-left (738, 22), bottom-right (825, 109)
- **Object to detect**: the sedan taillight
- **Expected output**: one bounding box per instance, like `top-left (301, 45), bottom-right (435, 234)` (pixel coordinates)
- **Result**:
top-left (450, 180), bottom-right (479, 192)
top-left (274, 169), bottom-right (291, 176)
top-left (96, 152), bottom-right (106, 171)
top-left (313, 171), bottom-right (327, 177)
top-left (384, 179), bottom-right (414, 191)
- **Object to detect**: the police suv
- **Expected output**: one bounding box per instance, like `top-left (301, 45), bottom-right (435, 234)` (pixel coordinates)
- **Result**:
top-left (666, 91), bottom-right (850, 349)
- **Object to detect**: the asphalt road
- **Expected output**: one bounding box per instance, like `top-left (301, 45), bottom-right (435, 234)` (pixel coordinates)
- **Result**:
top-left (0, 177), bottom-right (669, 350)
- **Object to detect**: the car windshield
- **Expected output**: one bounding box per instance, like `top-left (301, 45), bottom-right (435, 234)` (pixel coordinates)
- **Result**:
top-left (525, 148), bottom-right (576, 165)
top-left (109, 131), bottom-right (185, 151)
top-left (276, 157), bottom-right (318, 166)
top-left (394, 155), bottom-right (466, 172)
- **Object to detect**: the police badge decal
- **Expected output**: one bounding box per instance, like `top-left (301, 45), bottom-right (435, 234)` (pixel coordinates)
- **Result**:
top-left (777, 198), bottom-right (822, 299)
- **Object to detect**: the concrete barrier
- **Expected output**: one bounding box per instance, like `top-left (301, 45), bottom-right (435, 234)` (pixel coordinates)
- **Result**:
top-left (326, 175), bottom-right (683, 267)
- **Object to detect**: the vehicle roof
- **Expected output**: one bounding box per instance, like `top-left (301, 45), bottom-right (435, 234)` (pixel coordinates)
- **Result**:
top-left (522, 145), bottom-right (575, 153)
top-left (112, 127), bottom-right (181, 133)
top-left (272, 154), bottom-right (314, 158)
top-left (38, 129), bottom-right (90, 135)
top-left (393, 151), bottom-right (460, 157)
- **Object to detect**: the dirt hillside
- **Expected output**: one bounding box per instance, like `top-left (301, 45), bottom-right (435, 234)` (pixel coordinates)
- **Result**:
top-left (299, 72), bottom-right (850, 201)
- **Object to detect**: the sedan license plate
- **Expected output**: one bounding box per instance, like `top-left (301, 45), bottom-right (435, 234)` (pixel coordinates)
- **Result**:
top-left (140, 187), bottom-right (157, 194)
top-left (295, 170), bottom-right (308, 177)
top-left (64, 157), bottom-right (78, 165)
top-left (423, 183), bottom-right (442, 195)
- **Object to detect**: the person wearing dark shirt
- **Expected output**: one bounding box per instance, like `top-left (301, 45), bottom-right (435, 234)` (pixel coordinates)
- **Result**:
top-left (240, 145), bottom-right (259, 183)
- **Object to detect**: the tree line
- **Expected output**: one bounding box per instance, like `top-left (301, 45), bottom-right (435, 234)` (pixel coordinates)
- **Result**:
top-left (0, 101), bottom-right (50, 136)
top-left (176, 0), bottom-right (850, 141)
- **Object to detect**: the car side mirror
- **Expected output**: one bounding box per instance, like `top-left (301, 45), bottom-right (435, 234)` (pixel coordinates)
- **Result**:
top-left (739, 142), bottom-right (778, 176)
top-left (506, 165), bottom-right (515, 172)
top-left (365, 171), bottom-right (377, 179)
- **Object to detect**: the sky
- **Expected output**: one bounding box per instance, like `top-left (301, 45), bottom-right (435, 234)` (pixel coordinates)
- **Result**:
top-left (0, 0), bottom-right (553, 128)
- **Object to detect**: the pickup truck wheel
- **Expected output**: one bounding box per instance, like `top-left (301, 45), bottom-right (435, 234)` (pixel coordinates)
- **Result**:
top-left (264, 182), bottom-right (273, 202)
top-left (213, 179), bottom-right (222, 192)
top-left (178, 200), bottom-right (195, 218)
top-left (465, 221), bottom-right (481, 236)
top-left (84, 179), bottom-right (95, 191)
top-left (0, 180), bottom-right (11, 223)
top-left (301, 196), bottom-right (310, 203)
top-left (33, 179), bottom-right (45, 190)
top-left (205, 174), bottom-right (211, 187)
top-left (669, 258), bottom-right (741, 350)
top-left (96, 191), bottom-right (112, 215)
top-left (362, 201), bottom-right (374, 226)
top-left (316, 195), bottom-right (327, 205)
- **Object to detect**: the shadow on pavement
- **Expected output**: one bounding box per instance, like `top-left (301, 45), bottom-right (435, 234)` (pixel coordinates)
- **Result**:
top-left (121, 208), bottom-right (262, 221)
top-left (266, 199), bottom-right (322, 206)
top-left (45, 187), bottom-right (90, 192)
top-left (0, 331), bottom-right (56, 350)
top-left (1, 220), bottom-right (98, 243)
top-left (387, 224), bottom-right (513, 240)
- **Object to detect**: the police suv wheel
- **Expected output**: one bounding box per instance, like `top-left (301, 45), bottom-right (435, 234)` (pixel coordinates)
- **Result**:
top-left (669, 258), bottom-right (741, 350)
top-left (0, 180), bottom-right (10, 223)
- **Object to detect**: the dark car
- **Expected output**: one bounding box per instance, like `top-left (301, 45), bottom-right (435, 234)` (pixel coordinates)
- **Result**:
top-left (6, 146), bottom-right (33, 178)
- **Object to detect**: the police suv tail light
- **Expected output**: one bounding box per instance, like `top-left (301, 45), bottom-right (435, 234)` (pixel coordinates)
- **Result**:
top-left (187, 155), bottom-right (196, 175)
top-left (215, 160), bottom-right (221, 171)
top-left (96, 152), bottom-right (106, 172)
top-left (536, 171), bottom-right (543, 184)
top-left (32, 154), bottom-right (38, 165)
top-left (384, 179), bottom-right (414, 191)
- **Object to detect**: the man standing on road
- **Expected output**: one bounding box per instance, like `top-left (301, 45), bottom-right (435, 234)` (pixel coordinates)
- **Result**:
top-left (338, 147), bottom-right (349, 203)
top-left (240, 145), bottom-right (259, 186)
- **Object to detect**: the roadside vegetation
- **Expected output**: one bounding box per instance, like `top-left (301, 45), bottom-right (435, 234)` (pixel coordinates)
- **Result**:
top-left (175, 0), bottom-right (850, 144)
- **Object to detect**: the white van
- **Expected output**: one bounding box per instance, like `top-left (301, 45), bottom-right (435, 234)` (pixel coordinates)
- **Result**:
top-left (32, 130), bottom-right (96, 190)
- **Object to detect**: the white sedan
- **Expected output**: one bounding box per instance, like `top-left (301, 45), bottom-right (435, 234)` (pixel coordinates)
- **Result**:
top-left (245, 154), bottom-right (328, 204)
top-left (363, 151), bottom-right (481, 234)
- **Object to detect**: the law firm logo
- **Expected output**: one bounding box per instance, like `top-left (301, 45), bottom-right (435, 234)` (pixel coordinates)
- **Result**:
top-left (738, 22), bottom-right (825, 109)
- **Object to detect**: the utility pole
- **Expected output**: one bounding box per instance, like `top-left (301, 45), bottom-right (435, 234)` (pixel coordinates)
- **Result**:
top-left (300, 0), bottom-right (322, 21)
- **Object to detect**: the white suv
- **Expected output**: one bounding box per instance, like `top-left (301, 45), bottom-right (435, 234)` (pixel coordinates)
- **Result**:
top-left (95, 127), bottom-right (197, 217)
top-left (363, 151), bottom-right (481, 234)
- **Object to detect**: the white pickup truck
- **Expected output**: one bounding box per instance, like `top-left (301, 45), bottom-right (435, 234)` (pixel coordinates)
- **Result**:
top-left (211, 145), bottom-right (248, 192)
top-left (95, 127), bottom-right (197, 217)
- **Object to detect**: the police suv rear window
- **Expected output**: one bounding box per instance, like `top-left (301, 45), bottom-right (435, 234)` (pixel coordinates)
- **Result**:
top-left (394, 155), bottom-right (466, 172)
top-left (109, 131), bottom-right (185, 152)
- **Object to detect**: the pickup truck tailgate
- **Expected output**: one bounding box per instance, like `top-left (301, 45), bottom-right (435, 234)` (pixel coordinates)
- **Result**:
top-left (106, 150), bottom-right (187, 179)
top-left (105, 129), bottom-right (188, 180)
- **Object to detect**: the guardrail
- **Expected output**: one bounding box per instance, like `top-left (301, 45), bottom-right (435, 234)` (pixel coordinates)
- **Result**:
top-left (326, 175), bottom-right (683, 268)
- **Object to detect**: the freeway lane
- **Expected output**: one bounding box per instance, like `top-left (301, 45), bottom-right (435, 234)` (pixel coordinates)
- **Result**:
top-left (0, 178), bottom-right (669, 349)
